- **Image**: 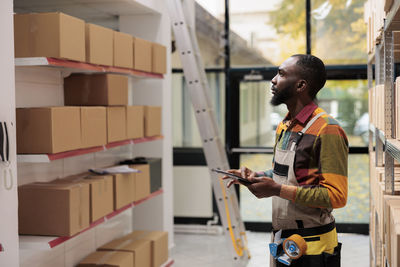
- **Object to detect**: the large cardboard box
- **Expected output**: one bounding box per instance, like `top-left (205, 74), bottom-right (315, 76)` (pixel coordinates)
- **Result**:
top-left (77, 251), bottom-right (133, 267)
top-left (85, 23), bottom-right (113, 66)
top-left (384, 196), bottom-right (400, 267)
top-left (133, 37), bottom-right (152, 72)
top-left (81, 107), bottom-right (107, 148)
top-left (99, 238), bottom-right (151, 267)
top-left (130, 164), bottom-right (150, 201)
top-left (16, 107), bottom-right (81, 154)
top-left (18, 182), bottom-right (90, 236)
top-left (152, 43), bottom-right (167, 74)
top-left (113, 173), bottom-right (135, 210)
top-left (14, 12), bottom-right (85, 62)
top-left (107, 107), bottom-right (127, 143)
top-left (54, 174), bottom-right (114, 222)
top-left (144, 106), bottom-right (162, 137)
top-left (126, 106), bottom-right (144, 139)
top-left (64, 74), bottom-right (128, 106)
top-left (122, 231), bottom-right (168, 267)
top-left (114, 31), bottom-right (134, 69)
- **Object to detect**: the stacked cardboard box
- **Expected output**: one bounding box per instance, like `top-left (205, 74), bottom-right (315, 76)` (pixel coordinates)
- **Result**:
top-left (369, 85), bottom-right (385, 132)
top-left (14, 12), bottom-right (167, 74)
top-left (78, 230), bottom-right (168, 267)
top-left (364, 0), bottom-right (386, 54)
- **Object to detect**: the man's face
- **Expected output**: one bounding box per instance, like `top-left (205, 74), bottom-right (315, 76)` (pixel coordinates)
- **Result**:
top-left (270, 57), bottom-right (300, 106)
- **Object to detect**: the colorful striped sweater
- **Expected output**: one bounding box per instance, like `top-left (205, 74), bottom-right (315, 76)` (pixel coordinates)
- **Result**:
top-left (261, 102), bottom-right (348, 209)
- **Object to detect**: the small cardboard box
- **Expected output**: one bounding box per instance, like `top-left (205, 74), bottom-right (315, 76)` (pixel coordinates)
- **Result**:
top-left (152, 43), bottom-right (167, 74)
top-left (85, 23), bottom-right (113, 66)
top-left (122, 231), bottom-right (168, 267)
top-left (130, 164), bottom-right (150, 201)
top-left (18, 182), bottom-right (90, 236)
top-left (81, 107), bottom-right (107, 148)
top-left (144, 106), bottom-right (162, 137)
top-left (107, 107), bottom-right (127, 143)
top-left (64, 74), bottom-right (128, 106)
top-left (99, 238), bottom-right (151, 267)
top-left (126, 106), bottom-right (144, 139)
top-left (14, 12), bottom-right (85, 62)
top-left (133, 37), bottom-right (152, 72)
top-left (16, 107), bottom-right (81, 154)
top-left (77, 251), bottom-right (133, 267)
top-left (128, 158), bottom-right (162, 193)
top-left (114, 31), bottom-right (134, 69)
top-left (55, 174), bottom-right (114, 222)
top-left (113, 173), bottom-right (135, 210)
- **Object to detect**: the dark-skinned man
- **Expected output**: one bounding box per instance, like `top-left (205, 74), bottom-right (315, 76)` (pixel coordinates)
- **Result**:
top-left (223, 54), bottom-right (348, 267)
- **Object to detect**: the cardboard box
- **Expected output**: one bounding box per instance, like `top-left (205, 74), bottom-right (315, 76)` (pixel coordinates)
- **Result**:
top-left (14, 12), bottom-right (85, 62)
top-left (18, 182), bottom-right (90, 236)
top-left (16, 107), bottom-right (81, 154)
top-left (133, 37), bottom-right (152, 72)
top-left (390, 206), bottom-right (400, 267)
top-left (107, 107), bottom-right (127, 143)
top-left (99, 236), bottom-right (151, 267)
top-left (113, 173), bottom-right (135, 210)
top-left (77, 251), bottom-right (133, 267)
top-left (384, 196), bottom-right (400, 267)
top-left (152, 43), bottom-right (167, 74)
top-left (64, 74), bottom-right (129, 106)
top-left (125, 157), bottom-right (162, 193)
top-left (86, 23), bottom-right (113, 66)
top-left (114, 31), bottom-right (134, 69)
top-left (126, 106), bottom-right (144, 139)
top-left (130, 164), bottom-right (150, 201)
top-left (54, 174), bottom-right (114, 222)
top-left (81, 107), bottom-right (107, 148)
top-left (144, 106), bottom-right (162, 137)
top-left (122, 231), bottom-right (168, 267)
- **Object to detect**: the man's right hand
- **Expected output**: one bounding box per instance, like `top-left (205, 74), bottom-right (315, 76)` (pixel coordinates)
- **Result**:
top-left (221, 166), bottom-right (256, 187)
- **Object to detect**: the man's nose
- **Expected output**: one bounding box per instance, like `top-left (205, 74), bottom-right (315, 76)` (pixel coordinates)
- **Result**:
top-left (271, 75), bottom-right (277, 85)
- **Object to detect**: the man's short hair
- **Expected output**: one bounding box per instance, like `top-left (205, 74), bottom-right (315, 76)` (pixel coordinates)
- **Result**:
top-left (291, 54), bottom-right (326, 99)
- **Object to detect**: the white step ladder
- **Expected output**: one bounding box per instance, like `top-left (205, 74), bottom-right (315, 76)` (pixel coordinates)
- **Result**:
top-left (166, 0), bottom-right (250, 265)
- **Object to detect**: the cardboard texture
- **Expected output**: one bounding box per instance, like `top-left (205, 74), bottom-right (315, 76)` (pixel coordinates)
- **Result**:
top-left (16, 107), bottom-right (81, 154)
top-left (144, 106), bottom-right (162, 137)
top-left (85, 23), bottom-right (113, 66)
top-left (64, 74), bottom-right (129, 106)
top-left (14, 12), bottom-right (85, 62)
top-left (133, 37), bottom-right (152, 72)
top-left (54, 174), bottom-right (114, 222)
top-left (114, 31), bottom-right (134, 69)
top-left (384, 196), bottom-right (400, 267)
top-left (127, 158), bottom-right (162, 193)
top-left (107, 107), bottom-right (127, 143)
top-left (126, 106), bottom-right (145, 139)
top-left (122, 231), bottom-right (168, 267)
top-left (152, 43), bottom-right (167, 74)
top-left (77, 251), bottom-right (133, 267)
top-left (18, 182), bottom-right (90, 236)
top-left (80, 107), bottom-right (107, 148)
top-left (99, 236), bottom-right (151, 267)
top-left (130, 164), bottom-right (150, 201)
top-left (113, 173), bottom-right (135, 210)
top-left (390, 206), bottom-right (400, 267)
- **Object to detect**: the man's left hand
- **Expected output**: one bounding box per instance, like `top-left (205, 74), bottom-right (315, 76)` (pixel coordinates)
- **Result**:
top-left (245, 176), bottom-right (282, 198)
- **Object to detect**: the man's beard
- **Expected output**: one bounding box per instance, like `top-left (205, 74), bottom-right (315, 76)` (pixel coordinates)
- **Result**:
top-left (270, 85), bottom-right (294, 106)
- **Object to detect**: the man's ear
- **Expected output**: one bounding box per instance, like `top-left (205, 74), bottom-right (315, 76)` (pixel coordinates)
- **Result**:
top-left (297, 80), bottom-right (307, 92)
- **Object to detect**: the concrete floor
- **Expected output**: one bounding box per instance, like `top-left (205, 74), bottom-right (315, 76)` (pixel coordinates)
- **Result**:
top-left (171, 231), bottom-right (370, 267)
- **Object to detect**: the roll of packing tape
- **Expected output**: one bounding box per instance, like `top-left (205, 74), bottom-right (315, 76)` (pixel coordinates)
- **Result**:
top-left (282, 234), bottom-right (307, 259)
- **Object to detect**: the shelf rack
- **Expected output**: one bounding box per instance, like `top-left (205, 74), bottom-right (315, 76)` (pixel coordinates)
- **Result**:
top-left (17, 135), bottom-right (163, 163)
top-left (19, 188), bottom-right (163, 250)
top-left (15, 57), bottom-right (163, 79)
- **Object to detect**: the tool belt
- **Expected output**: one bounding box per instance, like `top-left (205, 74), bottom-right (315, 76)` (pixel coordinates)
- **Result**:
top-left (273, 221), bottom-right (340, 267)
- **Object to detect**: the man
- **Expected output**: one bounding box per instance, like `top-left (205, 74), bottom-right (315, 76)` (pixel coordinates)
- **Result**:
top-left (224, 54), bottom-right (348, 267)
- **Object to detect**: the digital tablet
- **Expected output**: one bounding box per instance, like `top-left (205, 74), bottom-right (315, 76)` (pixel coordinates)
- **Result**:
top-left (211, 168), bottom-right (254, 185)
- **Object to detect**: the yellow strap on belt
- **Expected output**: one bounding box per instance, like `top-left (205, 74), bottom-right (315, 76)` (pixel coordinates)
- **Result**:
top-left (218, 178), bottom-right (244, 257)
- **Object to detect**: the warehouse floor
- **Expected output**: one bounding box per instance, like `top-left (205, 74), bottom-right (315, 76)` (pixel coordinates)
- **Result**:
top-left (171, 231), bottom-right (369, 267)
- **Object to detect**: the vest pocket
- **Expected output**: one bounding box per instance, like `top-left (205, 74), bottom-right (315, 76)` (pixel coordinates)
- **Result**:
top-left (273, 162), bottom-right (289, 177)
